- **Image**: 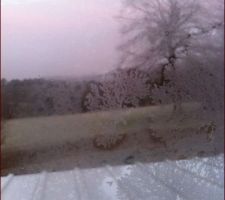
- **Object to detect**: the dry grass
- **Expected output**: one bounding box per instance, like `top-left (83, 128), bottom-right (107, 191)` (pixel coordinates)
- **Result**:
top-left (2, 102), bottom-right (204, 153)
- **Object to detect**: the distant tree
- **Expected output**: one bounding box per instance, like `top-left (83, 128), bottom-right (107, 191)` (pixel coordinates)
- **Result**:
top-left (81, 81), bottom-right (101, 112)
top-left (1, 79), bottom-right (7, 119)
top-left (1, 78), bottom-right (87, 118)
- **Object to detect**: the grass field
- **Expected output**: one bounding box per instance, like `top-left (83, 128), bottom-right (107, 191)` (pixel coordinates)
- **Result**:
top-left (2, 103), bottom-right (203, 152)
top-left (2, 102), bottom-right (223, 175)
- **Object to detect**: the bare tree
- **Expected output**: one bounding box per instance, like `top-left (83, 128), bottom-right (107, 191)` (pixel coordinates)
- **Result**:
top-left (118, 0), bottom-right (224, 113)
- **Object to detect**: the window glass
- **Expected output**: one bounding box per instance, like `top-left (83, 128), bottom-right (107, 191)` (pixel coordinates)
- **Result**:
top-left (1, 0), bottom-right (224, 199)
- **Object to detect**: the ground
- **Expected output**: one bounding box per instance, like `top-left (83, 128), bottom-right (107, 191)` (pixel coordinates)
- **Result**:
top-left (1, 103), bottom-right (223, 175)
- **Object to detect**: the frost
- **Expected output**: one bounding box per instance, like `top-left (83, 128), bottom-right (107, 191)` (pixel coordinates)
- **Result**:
top-left (118, 0), bottom-right (224, 115)
top-left (84, 68), bottom-right (151, 111)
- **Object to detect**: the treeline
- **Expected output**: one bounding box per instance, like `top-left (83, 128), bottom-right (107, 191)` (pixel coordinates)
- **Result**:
top-left (1, 64), bottom-right (222, 119)
top-left (1, 68), bottom-right (154, 119)
top-left (1, 78), bottom-right (88, 119)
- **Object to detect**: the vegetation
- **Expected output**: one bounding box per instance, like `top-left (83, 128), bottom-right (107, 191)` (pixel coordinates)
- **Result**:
top-left (2, 103), bottom-right (205, 152)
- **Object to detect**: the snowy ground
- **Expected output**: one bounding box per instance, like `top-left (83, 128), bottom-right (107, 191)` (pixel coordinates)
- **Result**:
top-left (1, 103), bottom-right (224, 175)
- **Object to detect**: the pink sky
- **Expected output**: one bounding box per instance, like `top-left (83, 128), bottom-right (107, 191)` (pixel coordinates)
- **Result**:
top-left (2, 0), bottom-right (121, 80)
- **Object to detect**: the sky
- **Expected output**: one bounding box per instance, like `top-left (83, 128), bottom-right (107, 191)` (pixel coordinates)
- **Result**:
top-left (2, 0), bottom-right (122, 80)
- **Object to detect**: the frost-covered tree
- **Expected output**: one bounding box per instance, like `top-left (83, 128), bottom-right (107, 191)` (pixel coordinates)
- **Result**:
top-left (118, 0), bottom-right (224, 113)
top-left (84, 68), bottom-right (151, 112)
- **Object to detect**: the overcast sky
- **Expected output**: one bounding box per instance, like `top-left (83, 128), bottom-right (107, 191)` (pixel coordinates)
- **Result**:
top-left (2, 0), bottom-right (121, 80)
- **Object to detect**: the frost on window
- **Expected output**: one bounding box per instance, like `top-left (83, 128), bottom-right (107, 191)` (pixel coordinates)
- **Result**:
top-left (1, 0), bottom-right (224, 198)
top-left (116, 155), bottom-right (224, 200)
